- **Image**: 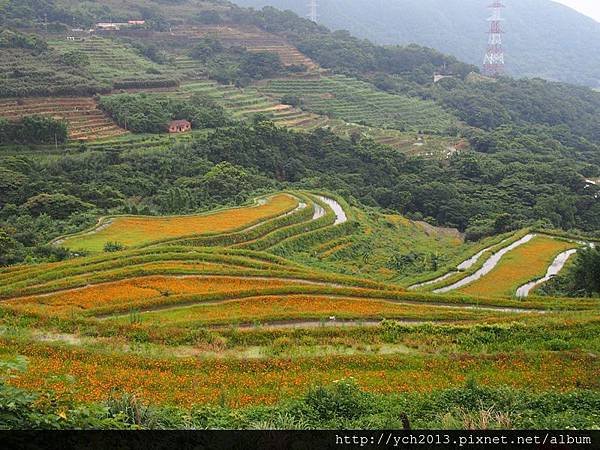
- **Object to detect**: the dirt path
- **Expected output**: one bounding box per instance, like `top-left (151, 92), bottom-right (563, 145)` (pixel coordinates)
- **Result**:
top-left (243, 199), bottom-right (306, 233)
top-left (217, 318), bottom-right (387, 330)
top-left (1, 328), bottom-right (420, 360)
top-left (51, 218), bottom-right (114, 246)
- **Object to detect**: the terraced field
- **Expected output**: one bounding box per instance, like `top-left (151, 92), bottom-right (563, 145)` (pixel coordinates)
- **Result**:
top-left (48, 36), bottom-right (178, 88)
top-left (178, 80), bottom-right (325, 127)
top-left (0, 48), bottom-right (107, 98)
top-left (457, 235), bottom-right (578, 298)
top-left (410, 232), bottom-right (585, 298)
top-left (171, 25), bottom-right (320, 71)
top-left (1, 192), bottom-right (598, 409)
top-left (57, 193), bottom-right (299, 252)
top-left (0, 97), bottom-right (127, 141)
top-left (260, 75), bottom-right (459, 133)
top-left (174, 80), bottom-right (463, 156)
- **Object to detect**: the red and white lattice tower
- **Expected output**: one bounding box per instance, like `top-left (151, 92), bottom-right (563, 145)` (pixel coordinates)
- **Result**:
top-left (483, 1), bottom-right (505, 77)
top-left (308, 0), bottom-right (318, 23)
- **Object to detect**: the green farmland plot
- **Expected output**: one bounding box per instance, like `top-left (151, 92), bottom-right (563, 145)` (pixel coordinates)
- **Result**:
top-left (177, 81), bottom-right (462, 156)
top-left (261, 75), bottom-right (459, 133)
top-left (48, 36), bottom-right (179, 88)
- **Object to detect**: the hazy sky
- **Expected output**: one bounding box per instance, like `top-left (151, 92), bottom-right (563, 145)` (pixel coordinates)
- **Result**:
top-left (553, 0), bottom-right (600, 22)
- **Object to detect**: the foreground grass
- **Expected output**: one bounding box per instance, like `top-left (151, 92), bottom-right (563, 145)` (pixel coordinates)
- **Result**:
top-left (1, 372), bottom-right (598, 430)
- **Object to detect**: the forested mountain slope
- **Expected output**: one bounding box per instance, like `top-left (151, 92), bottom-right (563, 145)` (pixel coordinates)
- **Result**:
top-left (235, 0), bottom-right (600, 88)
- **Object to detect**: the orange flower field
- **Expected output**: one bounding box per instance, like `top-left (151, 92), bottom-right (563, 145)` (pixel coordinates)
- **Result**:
top-left (5, 276), bottom-right (316, 316)
top-left (4, 340), bottom-right (598, 408)
top-left (459, 236), bottom-right (577, 297)
top-left (61, 194), bottom-right (299, 252)
top-left (129, 294), bottom-right (513, 326)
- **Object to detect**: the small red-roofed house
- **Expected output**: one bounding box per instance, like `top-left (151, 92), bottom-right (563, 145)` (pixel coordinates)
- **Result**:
top-left (168, 120), bottom-right (192, 133)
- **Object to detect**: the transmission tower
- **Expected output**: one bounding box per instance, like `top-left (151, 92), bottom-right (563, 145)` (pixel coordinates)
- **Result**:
top-left (308, 0), bottom-right (318, 23)
top-left (483, 1), bottom-right (505, 77)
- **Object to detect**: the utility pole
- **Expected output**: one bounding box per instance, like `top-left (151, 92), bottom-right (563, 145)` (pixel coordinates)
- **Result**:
top-left (308, 0), bottom-right (318, 23)
top-left (483, 1), bottom-right (506, 77)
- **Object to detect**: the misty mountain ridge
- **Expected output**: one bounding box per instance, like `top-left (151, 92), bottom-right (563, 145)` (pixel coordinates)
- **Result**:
top-left (234, 0), bottom-right (600, 88)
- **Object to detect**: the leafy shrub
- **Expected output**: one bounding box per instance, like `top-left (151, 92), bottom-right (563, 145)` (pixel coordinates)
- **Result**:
top-left (381, 320), bottom-right (412, 343)
top-left (304, 378), bottom-right (371, 422)
top-left (105, 392), bottom-right (161, 428)
top-left (0, 29), bottom-right (47, 52)
top-left (195, 11), bottom-right (224, 25)
top-left (112, 79), bottom-right (178, 90)
top-left (103, 242), bottom-right (125, 253)
top-left (59, 50), bottom-right (89, 67)
top-left (545, 338), bottom-right (572, 351)
top-left (281, 95), bottom-right (302, 107)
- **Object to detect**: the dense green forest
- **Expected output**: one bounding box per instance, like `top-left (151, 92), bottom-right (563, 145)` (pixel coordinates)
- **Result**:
top-left (1, 120), bottom-right (599, 265)
top-left (234, 0), bottom-right (600, 89)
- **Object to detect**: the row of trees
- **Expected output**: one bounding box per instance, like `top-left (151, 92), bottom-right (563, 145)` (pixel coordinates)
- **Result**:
top-left (98, 93), bottom-right (229, 133)
top-left (189, 37), bottom-right (294, 87)
top-left (0, 29), bottom-right (47, 52)
top-left (0, 116), bottom-right (68, 145)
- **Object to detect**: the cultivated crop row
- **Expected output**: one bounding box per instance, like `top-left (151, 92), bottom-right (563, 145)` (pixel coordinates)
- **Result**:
top-left (261, 75), bottom-right (458, 133)
top-left (171, 25), bottom-right (319, 71)
top-left (48, 37), bottom-right (179, 89)
top-left (0, 97), bottom-right (127, 141)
